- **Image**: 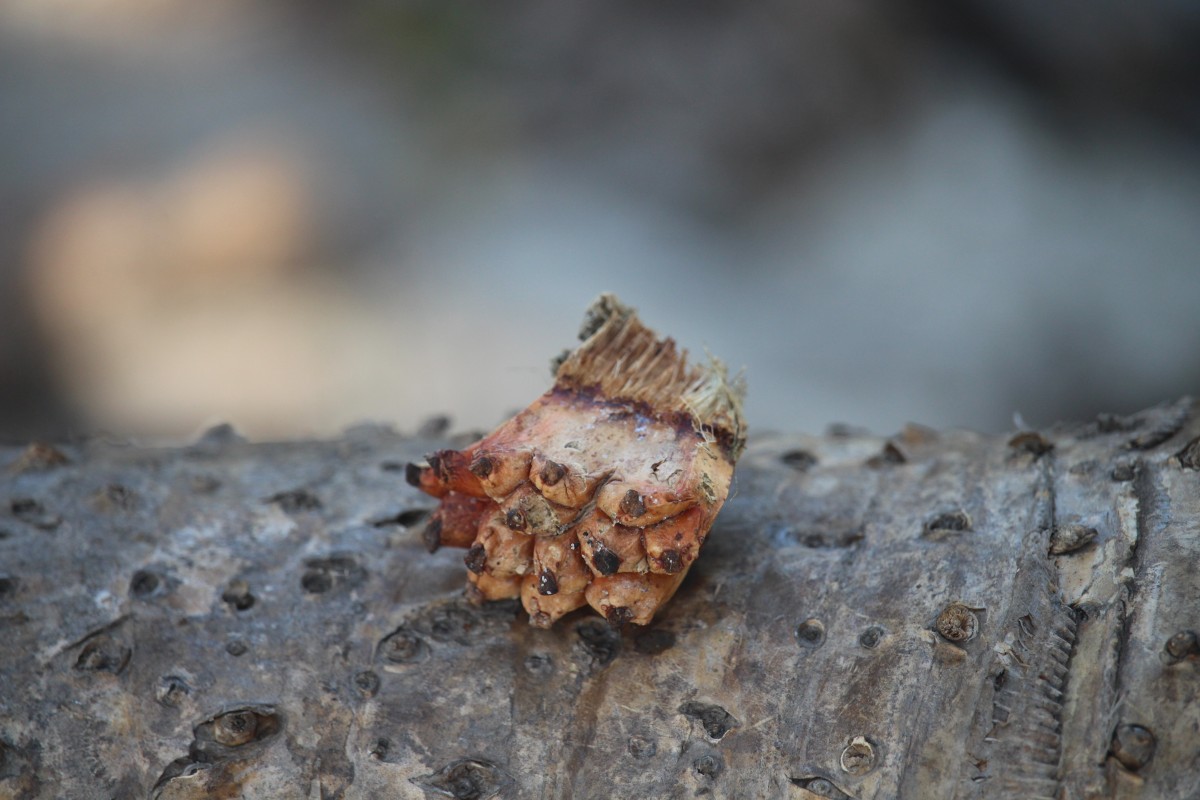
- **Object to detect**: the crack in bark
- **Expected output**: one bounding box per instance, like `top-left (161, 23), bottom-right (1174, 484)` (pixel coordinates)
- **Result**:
top-left (977, 452), bottom-right (1079, 800)
top-left (1105, 458), bottom-right (1158, 755)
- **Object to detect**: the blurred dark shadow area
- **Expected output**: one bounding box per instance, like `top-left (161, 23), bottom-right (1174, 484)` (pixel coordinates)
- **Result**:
top-left (2, 1), bottom-right (1199, 442)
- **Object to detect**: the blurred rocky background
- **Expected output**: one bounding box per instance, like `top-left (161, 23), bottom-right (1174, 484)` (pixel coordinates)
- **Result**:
top-left (2, 0), bottom-right (1199, 442)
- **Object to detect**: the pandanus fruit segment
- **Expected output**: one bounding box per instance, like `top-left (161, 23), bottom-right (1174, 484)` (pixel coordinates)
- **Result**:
top-left (408, 294), bottom-right (745, 627)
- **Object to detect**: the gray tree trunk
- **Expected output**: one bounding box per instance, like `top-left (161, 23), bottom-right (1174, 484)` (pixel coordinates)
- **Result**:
top-left (1, 400), bottom-right (1198, 799)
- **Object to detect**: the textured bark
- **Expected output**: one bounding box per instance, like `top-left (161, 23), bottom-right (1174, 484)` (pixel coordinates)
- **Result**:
top-left (1, 400), bottom-right (1198, 799)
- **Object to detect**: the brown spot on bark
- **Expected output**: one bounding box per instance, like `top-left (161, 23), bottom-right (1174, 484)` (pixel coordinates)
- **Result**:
top-left (681, 705), bottom-right (734, 743)
top-left (1165, 630), bottom-right (1199, 660)
top-left (1049, 524), bottom-right (1098, 555)
top-left (1110, 724), bottom-right (1156, 771)
top-left (935, 603), bottom-right (979, 643)
top-left (423, 517), bottom-right (444, 553)
top-left (1007, 431), bottom-right (1053, 457)
top-left (781, 449), bottom-right (817, 470)
top-left (222, 579), bottom-right (255, 611)
top-left (796, 618), bottom-right (826, 649)
top-left (129, 570), bottom-right (161, 598)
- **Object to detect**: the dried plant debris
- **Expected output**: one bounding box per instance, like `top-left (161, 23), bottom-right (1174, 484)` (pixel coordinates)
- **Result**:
top-left (408, 294), bottom-right (746, 627)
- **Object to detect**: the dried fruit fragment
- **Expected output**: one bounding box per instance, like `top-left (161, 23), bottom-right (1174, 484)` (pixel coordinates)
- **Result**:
top-left (577, 511), bottom-right (646, 576)
top-left (521, 574), bottom-right (588, 628)
top-left (408, 294), bottom-right (746, 627)
top-left (585, 572), bottom-right (688, 627)
top-left (466, 570), bottom-right (523, 603)
top-left (472, 510), bottom-right (535, 576)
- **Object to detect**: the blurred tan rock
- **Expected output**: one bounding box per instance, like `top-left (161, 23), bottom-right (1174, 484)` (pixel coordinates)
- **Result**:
top-left (0, 0), bottom-right (243, 42)
top-left (25, 134), bottom-right (336, 437)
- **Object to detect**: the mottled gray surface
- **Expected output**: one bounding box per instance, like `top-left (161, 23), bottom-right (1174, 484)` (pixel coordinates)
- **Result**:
top-left (1, 402), bottom-right (1198, 798)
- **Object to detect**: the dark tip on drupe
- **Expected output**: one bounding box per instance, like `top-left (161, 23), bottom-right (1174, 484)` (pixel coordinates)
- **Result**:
top-left (505, 509), bottom-right (526, 531)
top-left (405, 462), bottom-right (423, 488)
top-left (591, 543), bottom-right (620, 576)
top-left (620, 489), bottom-right (645, 518)
top-left (659, 549), bottom-right (683, 574)
top-left (537, 568), bottom-right (559, 596)
top-left (469, 456), bottom-right (493, 479)
top-left (540, 460), bottom-right (566, 486)
top-left (464, 543), bottom-right (487, 574)
top-left (605, 606), bottom-right (634, 627)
